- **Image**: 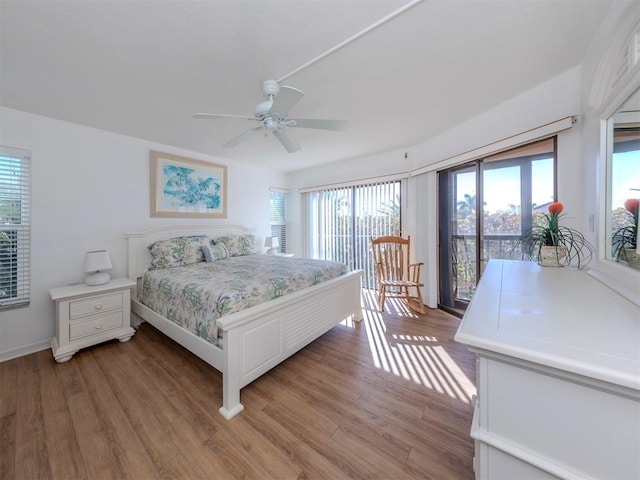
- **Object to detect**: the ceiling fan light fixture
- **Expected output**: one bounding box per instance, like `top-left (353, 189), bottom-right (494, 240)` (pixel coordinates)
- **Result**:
top-left (263, 117), bottom-right (278, 130)
top-left (194, 79), bottom-right (347, 153)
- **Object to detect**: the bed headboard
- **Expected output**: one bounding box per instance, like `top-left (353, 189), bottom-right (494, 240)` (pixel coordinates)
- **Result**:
top-left (125, 224), bottom-right (254, 282)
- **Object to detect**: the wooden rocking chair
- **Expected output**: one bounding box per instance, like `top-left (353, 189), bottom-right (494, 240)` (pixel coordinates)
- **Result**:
top-left (370, 235), bottom-right (425, 314)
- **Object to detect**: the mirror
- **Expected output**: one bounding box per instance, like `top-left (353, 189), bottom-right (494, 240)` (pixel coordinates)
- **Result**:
top-left (607, 88), bottom-right (640, 269)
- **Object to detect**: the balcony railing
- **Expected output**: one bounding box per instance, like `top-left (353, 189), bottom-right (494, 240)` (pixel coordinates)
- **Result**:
top-left (452, 234), bottom-right (524, 301)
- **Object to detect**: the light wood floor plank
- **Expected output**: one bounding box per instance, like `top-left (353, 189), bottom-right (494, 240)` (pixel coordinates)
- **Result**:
top-left (94, 346), bottom-right (182, 469)
top-left (155, 451), bottom-right (210, 480)
top-left (64, 391), bottom-right (122, 479)
top-left (37, 350), bottom-right (87, 480)
top-left (239, 406), bottom-right (352, 480)
top-left (14, 355), bottom-right (52, 480)
top-left (254, 364), bottom-right (416, 463)
top-left (163, 414), bottom-right (238, 479)
top-left (330, 425), bottom-right (425, 478)
top-left (79, 350), bottom-right (158, 478)
top-left (0, 412), bottom-right (16, 480)
top-left (0, 357), bottom-right (18, 480)
top-left (2, 304), bottom-right (476, 479)
top-left (0, 357), bottom-right (18, 418)
top-left (218, 414), bottom-right (303, 480)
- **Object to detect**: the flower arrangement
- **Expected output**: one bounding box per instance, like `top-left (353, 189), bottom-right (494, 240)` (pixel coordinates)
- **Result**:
top-left (514, 202), bottom-right (593, 268)
top-left (612, 198), bottom-right (638, 265)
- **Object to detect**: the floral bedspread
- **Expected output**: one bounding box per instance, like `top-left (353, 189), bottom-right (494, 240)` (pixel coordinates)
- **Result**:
top-left (142, 255), bottom-right (348, 347)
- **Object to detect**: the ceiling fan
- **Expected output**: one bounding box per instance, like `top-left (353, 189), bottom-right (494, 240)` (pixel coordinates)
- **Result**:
top-left (193, 80), bottom-right (347, 153)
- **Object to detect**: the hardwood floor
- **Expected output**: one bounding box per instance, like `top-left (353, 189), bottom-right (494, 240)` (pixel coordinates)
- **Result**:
top-left (1, 293), bottom-right (477, 479)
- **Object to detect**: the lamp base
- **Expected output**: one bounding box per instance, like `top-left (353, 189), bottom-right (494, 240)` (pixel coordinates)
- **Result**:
top-left (266, 248), bottom-right (278, 255)
top-left (86, 271), bottom-right (111, 286)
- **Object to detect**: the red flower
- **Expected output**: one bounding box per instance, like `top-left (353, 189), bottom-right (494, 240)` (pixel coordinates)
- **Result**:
top-left (624, 198), bottom-right (639, 215)
top-left (548, 202), bottom-right (564, 215)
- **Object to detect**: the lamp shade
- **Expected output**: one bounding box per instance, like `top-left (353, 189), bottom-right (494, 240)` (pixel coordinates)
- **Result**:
top-left (85, 250), bottom-right (112, 286)
top-left (264, 236), bottom-right (279, 249)
top-left (264, 236), bottom-right (279, 254)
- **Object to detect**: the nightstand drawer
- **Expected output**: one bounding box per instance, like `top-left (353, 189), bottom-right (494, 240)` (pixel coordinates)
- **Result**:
top-left (69, 310), bottom-right (123, 340)
top-left (69, 292), bottom-right (123, 319)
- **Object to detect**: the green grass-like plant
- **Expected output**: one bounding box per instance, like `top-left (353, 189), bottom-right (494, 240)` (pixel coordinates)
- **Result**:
top-left (514, 202), bottom-right (593, 269)
top-left (612, 198), bottom-right (638, 263)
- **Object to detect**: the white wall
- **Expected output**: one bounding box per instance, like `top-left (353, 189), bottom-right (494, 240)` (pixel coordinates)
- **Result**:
top-left (0, 107), bottom-right (288, 360)
top-left (290, 64), bottom-right (582, 188)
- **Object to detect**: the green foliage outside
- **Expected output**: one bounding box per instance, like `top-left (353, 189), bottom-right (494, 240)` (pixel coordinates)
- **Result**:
top-left (0, 197), bottom-right (21, 299)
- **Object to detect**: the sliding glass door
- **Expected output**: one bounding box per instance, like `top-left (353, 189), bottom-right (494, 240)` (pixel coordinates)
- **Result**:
top-left (305, 180), bottom-right (402, 289)
top-left (438, 138), bottom-right (556, 314)
top-left (438, 164), bottom-right (478, 310)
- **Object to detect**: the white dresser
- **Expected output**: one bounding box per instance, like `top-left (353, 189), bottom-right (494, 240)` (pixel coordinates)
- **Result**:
top-left (50, 278), bottom-right (136, 362)
top-left (455, 260), bottom-right (640, 480)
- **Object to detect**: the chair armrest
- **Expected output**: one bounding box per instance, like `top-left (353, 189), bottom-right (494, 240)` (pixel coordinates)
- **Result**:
top-left (408, 262), bottom-right (423, 283)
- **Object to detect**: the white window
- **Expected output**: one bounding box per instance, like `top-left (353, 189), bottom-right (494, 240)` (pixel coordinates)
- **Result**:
top-left (269, 189), bottom-right (289, 253)
top-left (0, 147), bottom-right (31, 310)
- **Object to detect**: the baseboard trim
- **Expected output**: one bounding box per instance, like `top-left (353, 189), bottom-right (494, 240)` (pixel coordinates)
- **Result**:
top-left (0, 339), bottom-right (52, 363)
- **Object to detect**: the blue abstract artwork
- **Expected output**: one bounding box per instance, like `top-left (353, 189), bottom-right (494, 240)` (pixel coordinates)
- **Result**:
top-left (162, 165), bottom-right (221, 209)
top-left (151, 151), bottom-right (227, 218)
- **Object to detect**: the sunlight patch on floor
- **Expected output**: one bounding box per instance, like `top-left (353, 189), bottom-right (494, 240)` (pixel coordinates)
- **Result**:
top-left (360, 289), bottom-right (475, 404)
top-left (340, 315), bottom-right (358, 328)
top-left (360, 286), bottom-right (421, 318)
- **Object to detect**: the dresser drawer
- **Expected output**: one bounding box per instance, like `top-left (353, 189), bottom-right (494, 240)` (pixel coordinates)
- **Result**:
top-left (69, 292), bottom-right (123, 319)
top-left (483, 357), bottom-right (640, 479)
top-left (69, 310), bottom-right (123, 340)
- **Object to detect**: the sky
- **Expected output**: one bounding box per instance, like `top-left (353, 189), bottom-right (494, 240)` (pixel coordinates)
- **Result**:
top-left (612, 151), bottom-right (640, 209)
top-left (456, 158), bottom-right (554, 214)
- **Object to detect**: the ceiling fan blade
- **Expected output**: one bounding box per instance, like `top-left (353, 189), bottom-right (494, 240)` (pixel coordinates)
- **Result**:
top-left (273, 127), bottom-right (301, 153)
top-left (223, 126), bottom-right (263, 148)
top-left (269, 86), bottom-right (304, 118)
top-left (288, 118), bottom-right (348, 131)
top-left (194, 113), bottom-right (258, 121)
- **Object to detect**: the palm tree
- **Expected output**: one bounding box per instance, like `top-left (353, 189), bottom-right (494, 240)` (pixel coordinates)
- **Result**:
top-left (457, 193), bottom-right (477, 219)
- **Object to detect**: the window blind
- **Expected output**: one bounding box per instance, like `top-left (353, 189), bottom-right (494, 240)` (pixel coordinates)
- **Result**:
top-left (304, 179), bottom-right (402, 289)
top-left (269, 190), bottom-right (288, 253)
top-left (0, 147), bottom-right (31, 310)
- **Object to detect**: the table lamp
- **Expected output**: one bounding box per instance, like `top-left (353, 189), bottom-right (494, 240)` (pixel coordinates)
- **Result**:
top-left (85, 250), bottom-right (112, 286)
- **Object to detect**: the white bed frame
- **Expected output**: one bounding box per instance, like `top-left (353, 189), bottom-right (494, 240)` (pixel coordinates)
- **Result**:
top-left (126, 224), bottom-right (363, 419)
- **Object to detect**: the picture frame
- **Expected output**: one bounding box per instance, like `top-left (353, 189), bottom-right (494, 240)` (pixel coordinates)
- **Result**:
top-left (150, 150), bottom-right (227, 218)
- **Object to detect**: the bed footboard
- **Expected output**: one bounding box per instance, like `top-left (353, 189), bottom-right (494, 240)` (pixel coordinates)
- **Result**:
top-left (217, 270), bottom-right (363, 419)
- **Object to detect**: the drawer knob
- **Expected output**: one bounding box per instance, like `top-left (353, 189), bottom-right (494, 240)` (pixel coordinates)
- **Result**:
top-left (95, 324), bottom-right (103, 330)
top-left (94, 304), bottom-right (103, 310)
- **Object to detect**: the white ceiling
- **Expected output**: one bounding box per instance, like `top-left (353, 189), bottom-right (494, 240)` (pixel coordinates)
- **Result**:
top-left (0, 0), bottom-right (625, 172)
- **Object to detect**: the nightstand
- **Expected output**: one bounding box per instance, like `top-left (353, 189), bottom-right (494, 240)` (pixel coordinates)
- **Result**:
top-left (50, 278), bottom-right (136, 362)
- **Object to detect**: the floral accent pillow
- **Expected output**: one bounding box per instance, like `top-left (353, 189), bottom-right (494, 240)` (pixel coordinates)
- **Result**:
top-left (201, 243), bottom-right (229, 262)
top-left (148, 236), bottom-right (210, 269)
top-left (212, 234), bottom-right (258, 257)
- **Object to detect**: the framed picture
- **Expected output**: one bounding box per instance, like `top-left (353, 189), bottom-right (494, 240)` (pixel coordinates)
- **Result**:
top-left (150, 151), bottom-right (227, 218)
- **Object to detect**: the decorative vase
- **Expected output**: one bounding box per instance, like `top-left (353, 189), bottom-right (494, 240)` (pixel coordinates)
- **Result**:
top-left (539, 245), bottom-right (567, 267)
top-left (622, 248), bottom-right (640, 270)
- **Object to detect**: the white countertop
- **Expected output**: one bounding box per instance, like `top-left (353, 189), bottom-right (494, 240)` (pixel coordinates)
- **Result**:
top-left (455, 260), bottom-right (640, 391)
